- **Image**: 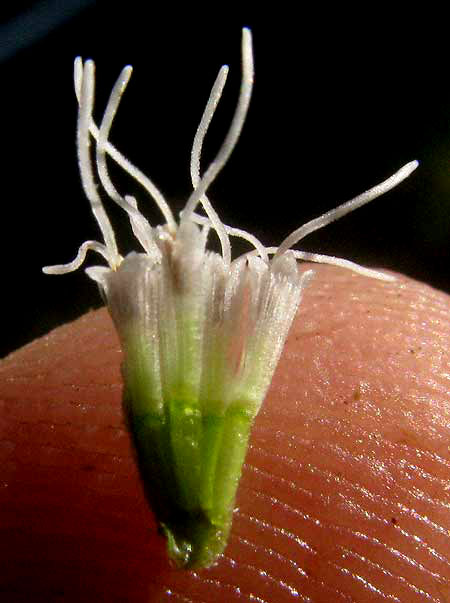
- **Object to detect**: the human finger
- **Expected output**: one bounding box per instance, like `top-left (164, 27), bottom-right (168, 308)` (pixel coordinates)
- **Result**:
top-left (0, 266), bottom-right (449, 602)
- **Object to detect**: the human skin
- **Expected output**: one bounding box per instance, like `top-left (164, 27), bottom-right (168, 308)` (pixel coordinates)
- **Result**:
top-left (1, 265), bottom-right (449, 602)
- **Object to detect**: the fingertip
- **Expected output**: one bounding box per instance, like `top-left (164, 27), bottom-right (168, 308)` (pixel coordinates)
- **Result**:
top-left (1, 270), bottom-right (449, 601)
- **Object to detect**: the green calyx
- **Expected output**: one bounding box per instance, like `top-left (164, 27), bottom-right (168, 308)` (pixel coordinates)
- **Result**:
top-left (112, 243), bottom-right (298, 568)
top-left (125, 393), bottom-right (253, 569)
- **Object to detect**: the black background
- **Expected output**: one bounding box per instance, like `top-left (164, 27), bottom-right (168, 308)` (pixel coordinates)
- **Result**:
top-left (1, 2), bottom-right (449, 358)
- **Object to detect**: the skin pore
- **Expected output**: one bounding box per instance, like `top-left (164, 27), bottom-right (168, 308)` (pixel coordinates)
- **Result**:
top-left (1, 265), bottom-right (449, 602)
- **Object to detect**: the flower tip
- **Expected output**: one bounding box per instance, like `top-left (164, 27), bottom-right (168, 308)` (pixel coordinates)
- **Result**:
top-left (242, 27), bottom-right (253, 63)
top-left (407, 159), bottom-right (419, 173)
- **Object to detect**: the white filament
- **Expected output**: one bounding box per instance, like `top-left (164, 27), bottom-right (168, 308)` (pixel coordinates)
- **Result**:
top-left (274, 160), bottom-right (419, 259)
top-left (182, 28), bottom-right (254, 229)
top-left (43, 240), bottom-right (111, 274)
top-left (190, 65), bottom-right (229, 190)
top-left (265, 248), bottom-right (395, 281)
top-left (124, 195), bottom-right (161, 261)
top-left (187, 65), bottom-right (232, 265)
top-left (191, 212), bottom-right (269, 262)
top-left (95, 64), bottom-right (159, 257)
top-left (45, 29), bottom-right (418, 290)
top-left (74, 58), bottom-right (177, 233)
top-left (77, 60), bottom-right (121, 269)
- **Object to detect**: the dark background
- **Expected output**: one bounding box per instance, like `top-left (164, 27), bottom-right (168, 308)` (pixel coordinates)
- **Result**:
top-left (1, 2), bottom-right (448, 358)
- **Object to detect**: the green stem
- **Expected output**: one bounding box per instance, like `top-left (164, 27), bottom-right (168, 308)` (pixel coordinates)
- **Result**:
top-left (167, 397), bottom-right (202, 511)
top-left (209, 407), bottom-right (252, 526)
top-left (128, 396), bottom-right (253, 568)
top-left (129, 410), bottom-right (179, 523)
top-left (168, 405), bottom-right (253, 568)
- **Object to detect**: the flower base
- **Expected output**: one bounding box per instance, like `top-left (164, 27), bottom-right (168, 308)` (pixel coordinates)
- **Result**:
top-left (127, 396), bottom-right (252, 567)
